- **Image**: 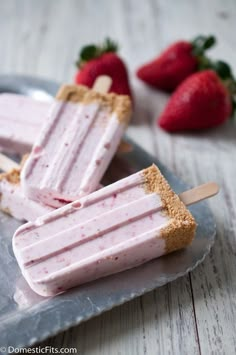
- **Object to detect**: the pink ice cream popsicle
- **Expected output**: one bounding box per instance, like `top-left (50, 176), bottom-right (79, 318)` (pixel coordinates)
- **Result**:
top-left (13, 165), bottom-right (196, 297)
top-left (0, 94), bottom-right (50, 154)
top-left (21, 84), bottom-right (132, 208)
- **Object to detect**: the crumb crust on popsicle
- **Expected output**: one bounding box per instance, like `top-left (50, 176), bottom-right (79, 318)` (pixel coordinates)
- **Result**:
top-left (143, 165), bottom-right (196, 253)
top-left (56, 84), bottom-right (132, 124)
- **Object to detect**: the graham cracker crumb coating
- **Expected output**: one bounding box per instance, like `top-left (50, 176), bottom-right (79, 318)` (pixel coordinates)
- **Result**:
top-left (0, 154), bottom-right (28, 185)
top-left (56, 84), bottom-right (132, 125)
top-left (142, 164), bottom-right (196, 254)
top-left (0, 168), bottom-right (21, 184)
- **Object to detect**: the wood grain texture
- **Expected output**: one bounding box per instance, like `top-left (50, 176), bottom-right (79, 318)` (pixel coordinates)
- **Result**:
top-left (0, 0), bottom-right (236, 354)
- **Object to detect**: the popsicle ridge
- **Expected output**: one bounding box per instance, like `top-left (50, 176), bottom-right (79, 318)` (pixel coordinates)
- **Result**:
top-left (56, 84), bottom-right (132, 124)
top-left (13, 164), bottom-right (198, 296)
top-left (143, 165), bottom-right (196, 253)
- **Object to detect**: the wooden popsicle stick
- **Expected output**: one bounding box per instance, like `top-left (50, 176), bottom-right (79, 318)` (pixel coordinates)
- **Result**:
top-left (0, 153), bottom-right (20, 172)
top-left (179, 182), bottom-right (219, 206)
top-left (92, 75), bottom-right (112, 94)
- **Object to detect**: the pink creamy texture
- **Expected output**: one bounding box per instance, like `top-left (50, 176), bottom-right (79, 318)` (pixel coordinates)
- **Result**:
top-left (0, 94), bottom-right (49, 154)
top-left (21, 99), bottom-right (127, 207)
top-left (13, 170), bottom-right (168, 297)
top-left (0, 179), bottom-right (52, 221)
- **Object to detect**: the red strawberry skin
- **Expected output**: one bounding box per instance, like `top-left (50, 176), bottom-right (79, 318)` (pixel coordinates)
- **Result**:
top-left (137, 41), bottom-right (198, 92)
top-left (158, 70), bottom-right (232, 131)
top-left (75, 52), bottom-right (132, 98)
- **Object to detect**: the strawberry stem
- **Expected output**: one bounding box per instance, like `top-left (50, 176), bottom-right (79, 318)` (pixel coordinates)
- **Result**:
top-left (191, 35), bottom-right (216, 56)
top-left (212, 60), bottom-right (233, 80)
top-left (231, 99), bottom-right (236, 120)
top-left (212, 61), bottom-right (236, 117)
top-left (102, 38), bottom-right (118, 53)
top-left (76, 38), bottom-right (118, 68)
top-left (79, 45), bottom-right (99, 64)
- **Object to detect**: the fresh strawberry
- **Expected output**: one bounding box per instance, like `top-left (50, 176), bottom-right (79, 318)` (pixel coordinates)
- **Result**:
top-left (136, 35), bottom-right (216, 92)
top-left (158, 69), bottom-right (233, 131)
top-left (74, 38), bottom-right (132, 98)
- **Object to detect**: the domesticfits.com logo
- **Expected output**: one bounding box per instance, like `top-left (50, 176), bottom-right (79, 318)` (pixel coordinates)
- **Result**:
top-left (0, 346), bottom-right (78, 353)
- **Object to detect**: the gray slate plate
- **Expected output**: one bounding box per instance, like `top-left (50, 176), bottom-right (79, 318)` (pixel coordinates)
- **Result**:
top-left (0, 75), bottom-right (216, 353)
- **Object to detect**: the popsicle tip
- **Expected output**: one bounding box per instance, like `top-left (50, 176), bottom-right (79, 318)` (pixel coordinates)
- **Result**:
top-left (210, 182), bottom-right (220, 195)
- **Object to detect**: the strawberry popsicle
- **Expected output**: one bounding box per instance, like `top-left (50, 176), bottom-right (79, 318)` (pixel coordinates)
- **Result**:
top-left (13, 165), bottom-right (196, 297)
top-left (21, 84), bottom-right (132, 207)
top-left (0, 94), bottom-right (50, 154)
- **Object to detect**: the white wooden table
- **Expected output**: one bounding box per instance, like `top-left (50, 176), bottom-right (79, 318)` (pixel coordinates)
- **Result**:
top-left (1, 1), bottom-right (236, 354)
